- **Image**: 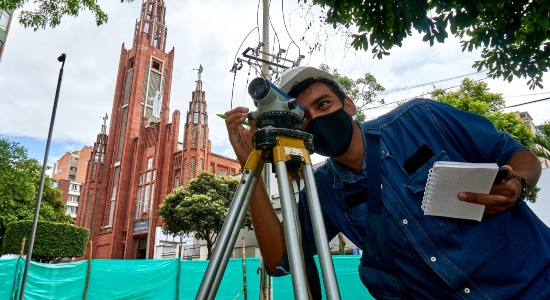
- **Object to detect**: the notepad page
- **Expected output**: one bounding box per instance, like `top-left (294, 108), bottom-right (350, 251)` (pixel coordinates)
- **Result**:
top-left (423, 162), bottom-right (498, 221)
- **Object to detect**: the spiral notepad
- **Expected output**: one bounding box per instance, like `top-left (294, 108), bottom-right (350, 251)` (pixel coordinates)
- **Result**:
top-left (421, 161), bottom-right (499, 221)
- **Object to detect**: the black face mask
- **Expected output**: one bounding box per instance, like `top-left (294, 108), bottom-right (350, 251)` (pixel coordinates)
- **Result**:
top-left (304, 107), bottom-right (354, 157)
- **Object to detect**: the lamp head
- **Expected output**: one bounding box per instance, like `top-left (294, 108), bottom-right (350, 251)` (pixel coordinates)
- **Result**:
top-left (57, 53), bottom-right (66, 63)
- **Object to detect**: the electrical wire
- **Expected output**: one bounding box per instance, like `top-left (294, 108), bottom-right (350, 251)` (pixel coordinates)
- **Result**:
top-left (256, 0), bottom-right (261, 44)
top-left (504, 97), bottom-right (550, 108)
top-left (503, 91), bottom-right (550, 99)
top-left (366, 77), bottom-right (489, 110)
top-left (268, 0), bottom-right (281, 61)
top-left (281, 0), bottom-right (301, 58)
top-left (230, 27), bottom-right (259, 109)
top-left (378, 70), bottom-right (488, 95)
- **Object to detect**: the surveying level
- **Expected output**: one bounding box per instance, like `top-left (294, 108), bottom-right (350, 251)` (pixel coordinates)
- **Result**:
top-left (196, 78), bottom-right (341, 300)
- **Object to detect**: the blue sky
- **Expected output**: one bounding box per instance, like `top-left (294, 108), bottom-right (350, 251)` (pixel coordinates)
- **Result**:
top-left (3, 134), bottom-right (87, 164)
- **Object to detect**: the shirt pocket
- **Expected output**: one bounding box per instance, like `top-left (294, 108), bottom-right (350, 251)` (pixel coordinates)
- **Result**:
top-left (404, 150), bottom-right (449, 193)
top-left (344, 202), bottom-right (368, 226)
top-left (404, 150), bottom-right (452, 228)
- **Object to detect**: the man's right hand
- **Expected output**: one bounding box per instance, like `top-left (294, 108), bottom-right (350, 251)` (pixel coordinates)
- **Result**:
top-left (224, 107), bottom-right (257, 166)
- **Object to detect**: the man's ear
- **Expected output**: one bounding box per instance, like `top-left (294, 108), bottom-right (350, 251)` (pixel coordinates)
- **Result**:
top-left (343, 96), bottom-right (356, 116)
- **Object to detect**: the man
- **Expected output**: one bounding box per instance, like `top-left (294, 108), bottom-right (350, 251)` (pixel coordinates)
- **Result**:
top-left (224, 66), bottom-right (550, 299)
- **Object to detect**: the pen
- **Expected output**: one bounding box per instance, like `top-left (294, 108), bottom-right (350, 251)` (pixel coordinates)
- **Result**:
top-left (217, 113), bottom-right (249, 126)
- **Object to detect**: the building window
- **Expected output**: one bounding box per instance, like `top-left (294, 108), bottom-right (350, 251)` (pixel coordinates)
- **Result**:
top-left (56, 168), bottom-right (62, 174)
top-left (192, 126), bottom-right (197, 147)
top-left (0, 10), bottom-right (9, 30)
top-left (190, 158), bottom-right (196, 179)
top-left (108, 167), bottom-right (121, 227)
top-left (175, 177), bottom-right (180, 188)
top-left (152, 60), bottom-right (161, 71)
top-left (136, 160), bottom-right (156, 218)
top-left (50, 181), bottom-right (58, 188)
top-left (146, 3), bottom-right (153, 19)
top-left (70, 166), bottom-right (77, 171)
top-left (218, 169), bottom-right (226, 176)
top-left (69, 175), bottom-right (76, 180)
top-left (69, 195), bottom-right (79, 203)
top-left (70, 183), bottom-right (80, 191)
top-left (66, 206), bottom-right (77, 213)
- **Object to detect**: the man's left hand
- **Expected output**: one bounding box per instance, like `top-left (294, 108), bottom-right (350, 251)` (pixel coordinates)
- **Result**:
top-left (457, 165), bottom-right (522, 215)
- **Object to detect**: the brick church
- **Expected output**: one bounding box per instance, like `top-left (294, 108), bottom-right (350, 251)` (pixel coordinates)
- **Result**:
top-left (75, 0), bottom-right (240, 259)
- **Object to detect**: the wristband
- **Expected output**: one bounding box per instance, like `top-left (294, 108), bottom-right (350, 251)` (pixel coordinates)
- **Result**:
top-left (515, 176), bottom-right (530, 205)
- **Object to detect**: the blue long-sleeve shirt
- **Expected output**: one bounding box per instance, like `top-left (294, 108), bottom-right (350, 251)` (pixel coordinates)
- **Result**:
top-left (270, 99), bottom-right (550, 299)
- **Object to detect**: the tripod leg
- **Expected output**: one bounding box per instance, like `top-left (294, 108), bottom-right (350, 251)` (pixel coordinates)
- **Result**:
top-left (302, 164), bottom-right (341, 300)
top-left (206, 175), bottom-right (258, 300)
top-left (196, 168), bottom-right (260, 299)
top-left (274, 161), bottom-right (310, 300)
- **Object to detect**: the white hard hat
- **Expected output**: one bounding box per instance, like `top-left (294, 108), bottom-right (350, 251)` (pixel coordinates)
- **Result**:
top-left (278, 66), bottom-right (340, 96)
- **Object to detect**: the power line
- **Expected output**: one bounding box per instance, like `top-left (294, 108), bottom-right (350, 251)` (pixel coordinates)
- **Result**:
top-left (378, 70), bottom-right (487, 95)
top-left (504, 97), bottom-right (550, 108)
top-left (366, 77), bottom-right (489, 110)
top-left (503, 91), bottom-right (550, 98)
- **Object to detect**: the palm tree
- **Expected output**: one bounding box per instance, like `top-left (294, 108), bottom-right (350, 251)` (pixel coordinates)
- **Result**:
top-left (531, 122), bottom-right (550, 161)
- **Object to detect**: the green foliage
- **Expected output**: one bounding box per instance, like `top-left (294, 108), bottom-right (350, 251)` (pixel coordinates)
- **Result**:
top-left (0, 137), bottom-right (73, 254)
top-left (158, 172), bottom-right (252, 259)
top-left (531, 122), bottom-right (550, 161)
top-left (431, 78), bottom-right (533, 147)
top-left (2, 220), bottom-right (89, 263)
top-left (319, 64), bottom-right (385, 121)
top-left (527, 186), bottom-right (541, 204)
top-left (0, 0), bottom-right (133, 31)
top-left (306, 0), bottom-right (550, 89)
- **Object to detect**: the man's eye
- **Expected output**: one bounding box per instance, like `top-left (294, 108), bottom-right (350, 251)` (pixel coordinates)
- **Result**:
top-left (318, 101), bottom-right (328, 109)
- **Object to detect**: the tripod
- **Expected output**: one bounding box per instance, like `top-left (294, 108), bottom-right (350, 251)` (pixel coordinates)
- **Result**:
top-left (196, 127), bottom-right (341, 300)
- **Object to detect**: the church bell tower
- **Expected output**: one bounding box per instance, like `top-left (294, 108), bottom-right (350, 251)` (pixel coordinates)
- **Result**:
top-left (77, 0), bottom-right (180, 259)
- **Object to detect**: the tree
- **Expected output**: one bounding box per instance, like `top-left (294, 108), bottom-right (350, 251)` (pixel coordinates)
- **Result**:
top-left (158, 172), bottom-right (252, 259)
top-left (0, 0), bottom-right (133, 31)
top-left (531, 122), bottom-right (550, 161)
top-left (0, 137), bottom-right (73, 254)
top-left (431, 78), bottom-right (534, 147)
top-left (307, 0), bottom-right (550, 89)
top-left (2, 220), bottom-right (89, 263)
top-left (320, 64), bottom-right (385, 121)
top-left (431, 79), bottom-right (541, 202)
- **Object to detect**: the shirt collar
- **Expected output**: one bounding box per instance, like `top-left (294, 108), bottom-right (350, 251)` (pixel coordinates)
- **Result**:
top-left (326, 120), bottom-right (390, 189)
top-left (327, 121), bottom-right (369, 189)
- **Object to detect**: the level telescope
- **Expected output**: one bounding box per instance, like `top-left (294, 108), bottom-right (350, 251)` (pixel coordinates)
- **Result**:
top-left (247, 77), bottom-right (304, 130)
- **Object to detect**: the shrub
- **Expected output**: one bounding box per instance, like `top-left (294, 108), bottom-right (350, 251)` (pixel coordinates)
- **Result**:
top-left (2, 220), bottom-right (89, 263)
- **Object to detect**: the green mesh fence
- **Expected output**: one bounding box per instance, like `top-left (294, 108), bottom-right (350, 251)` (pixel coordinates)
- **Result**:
top-left (0, 256), bottom-right (373, 299)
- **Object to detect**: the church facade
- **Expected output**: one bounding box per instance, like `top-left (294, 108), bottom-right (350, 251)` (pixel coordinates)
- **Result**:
top-left (75, 0), bottom-right (240, 259)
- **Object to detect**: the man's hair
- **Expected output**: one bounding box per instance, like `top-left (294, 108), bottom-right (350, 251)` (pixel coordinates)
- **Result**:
top-left (287, 78), bottom-right (346, 102)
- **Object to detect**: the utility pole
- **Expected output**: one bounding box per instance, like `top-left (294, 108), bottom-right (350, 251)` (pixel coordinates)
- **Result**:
top-left (229, 4), bottom-right (304, 297)
top-left (259, 2), bottom-right (273, 299)
top-left (261, 0), bottom-right (270, 80)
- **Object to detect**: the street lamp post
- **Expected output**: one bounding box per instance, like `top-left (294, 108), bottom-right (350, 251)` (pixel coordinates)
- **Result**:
top-left (19, 53), bottom-right (66, 300)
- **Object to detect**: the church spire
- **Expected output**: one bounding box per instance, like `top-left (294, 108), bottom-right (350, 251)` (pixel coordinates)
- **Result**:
top-left (186, 65), bottom-right (207, 127)
top-left (133, 0), bottom-right (167, 51)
